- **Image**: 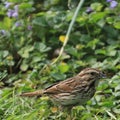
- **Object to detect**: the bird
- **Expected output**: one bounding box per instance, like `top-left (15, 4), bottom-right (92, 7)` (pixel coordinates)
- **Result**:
top-left (20, 68), bottom-right (106, 107)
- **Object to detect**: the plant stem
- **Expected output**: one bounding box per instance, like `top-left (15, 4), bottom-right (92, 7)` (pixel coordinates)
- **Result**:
top-left (40, 0), bottom-right (85, 74)
top-left (51, 0), bottom-right (85, 65)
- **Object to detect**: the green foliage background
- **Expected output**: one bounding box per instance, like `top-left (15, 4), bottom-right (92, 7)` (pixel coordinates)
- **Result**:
top-left (0, 0), bottom-right (120, 119)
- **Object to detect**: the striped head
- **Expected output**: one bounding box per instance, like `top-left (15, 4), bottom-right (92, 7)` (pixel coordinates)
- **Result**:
top-left (79, 68), bottom-right (106, 79)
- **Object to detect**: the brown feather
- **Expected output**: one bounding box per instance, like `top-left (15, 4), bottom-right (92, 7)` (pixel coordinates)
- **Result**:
top-left (20, 90), bottom-right (43, 97)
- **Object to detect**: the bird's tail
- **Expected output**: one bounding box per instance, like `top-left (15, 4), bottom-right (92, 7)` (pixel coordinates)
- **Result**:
top-left (20, 90), bottom-right (44, 97)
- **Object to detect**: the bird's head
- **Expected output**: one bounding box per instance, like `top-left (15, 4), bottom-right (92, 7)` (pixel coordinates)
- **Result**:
top-left (79, 68), bottom-right (106, 79)
top-left (79, 68), bottom-right (106, 87)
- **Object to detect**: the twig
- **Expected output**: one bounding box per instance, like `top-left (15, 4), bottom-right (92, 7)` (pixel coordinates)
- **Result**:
top-left (40, 0), bottom-right (85, 74)
top-left (51, 0), bottom-right (85, 65)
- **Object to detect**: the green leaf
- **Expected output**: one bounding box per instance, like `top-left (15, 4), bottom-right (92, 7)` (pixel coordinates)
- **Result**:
top-left (18, 45), bottom-right (34, 58)
top-left (58, 63), bottom-right (70, 73)
top-left (3, 17), bottom-right (12, 29)
top-left (34, 42), bottom-right (51, 52)
top-left (106, 46), bottom-right (117, 56)
top-left (76, 16), bottom-right (88, 26)
top-left (50, 73), bottom-right (66, 80)
top-left (65, 47), bottom-right (78, 57)
top-left (106, 17), bottom-right (114, 24)
top-left (20, 63), bottom-right (28, 71)
top-left (91, 3), bottom-right (103, 11)
top-left (87, 38), bottom-right (99, 49)
top-left (95, 49), bottom-right (107, 55)
top-left (19, 3), bottom-right (32, 9)
top-left (89, 12), bottom-right (107, 23)
top-left (114, 22), bottom-right (120, 29)
top-left (33, 17), bottom-right (48, 27)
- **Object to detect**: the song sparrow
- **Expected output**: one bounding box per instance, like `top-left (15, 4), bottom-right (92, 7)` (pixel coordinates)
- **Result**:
top-left (21, 68), bottom-right (106, 107)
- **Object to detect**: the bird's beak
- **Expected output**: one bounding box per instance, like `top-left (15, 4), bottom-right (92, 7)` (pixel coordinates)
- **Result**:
top-left (100, 72), bottom-right (106, 78)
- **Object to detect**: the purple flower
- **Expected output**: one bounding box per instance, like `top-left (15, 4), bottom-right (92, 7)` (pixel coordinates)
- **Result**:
top-left (7, 8), bottom-right (18, 18)
top-left (110, 1), bottom-right (118, 8)
top-left (106, 0), bottom-right (112, 2)
top-left (7, 9), bottom-right (14, 17)
top-left (15, 21), bottom-right (21, 27)
top-left (6, 5), bottom-right (19, 18)
top-left (86, 7), bottom-right (93, 14)
top-left (12, 12), bottom-right (18, 18)
top-left (5, 2), bottom-right (12, 8)
top-left (0, 30), bottom-right (6, 35)
top-left (27, 25), bottom-right (32, 30)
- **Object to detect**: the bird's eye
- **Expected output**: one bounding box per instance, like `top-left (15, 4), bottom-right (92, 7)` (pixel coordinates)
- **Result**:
top-left (90, 72), bottom-right (96, 75)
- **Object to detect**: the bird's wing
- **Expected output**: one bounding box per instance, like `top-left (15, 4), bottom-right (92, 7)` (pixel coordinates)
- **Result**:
top-left (44, 75), bottom-right (83, 95)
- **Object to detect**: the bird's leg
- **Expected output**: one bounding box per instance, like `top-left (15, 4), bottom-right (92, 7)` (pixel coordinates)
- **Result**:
top-left (64, 106), bottom-right (73, 120)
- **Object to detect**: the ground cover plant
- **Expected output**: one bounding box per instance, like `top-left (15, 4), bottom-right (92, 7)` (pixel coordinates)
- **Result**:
top-left (0, 0), bottom-right (120, 119)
